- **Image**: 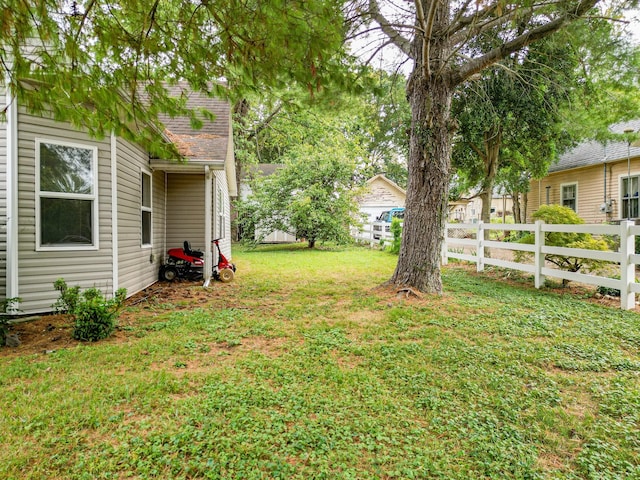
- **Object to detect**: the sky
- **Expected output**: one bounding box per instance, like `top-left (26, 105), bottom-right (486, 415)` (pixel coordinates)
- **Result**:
top-left (625, 9), bottom-right (640, 42)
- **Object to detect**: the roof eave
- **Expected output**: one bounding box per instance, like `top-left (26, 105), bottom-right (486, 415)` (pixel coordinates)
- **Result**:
top-left (149, 158), bottom-right (225, 173)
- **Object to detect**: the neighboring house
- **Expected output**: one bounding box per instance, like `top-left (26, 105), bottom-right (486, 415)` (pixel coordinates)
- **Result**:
top-left (358, 174), bottom-right (513, 225)
top-left (0, 83), bottom-right (237, 314)
top-left (527, 120), bottom-right (640, 224)
top-left (448, 194), bottom-right (514, 223)
top-left (238, 164), bottom-right (296, 243)
top-left (358, 174), bottom-right (406, 222)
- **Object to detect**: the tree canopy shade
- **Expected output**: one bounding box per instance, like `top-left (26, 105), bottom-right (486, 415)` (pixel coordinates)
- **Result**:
top-left (362, 0), bottom-right (636, 293)
top-left (0, 0), bottom-right (354, 157)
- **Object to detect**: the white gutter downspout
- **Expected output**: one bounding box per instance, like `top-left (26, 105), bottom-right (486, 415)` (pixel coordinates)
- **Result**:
top-left (203, 166), bottom-right (213, 287)
top-left (6, 88), bottom-right (18, 311)
top-left (110, 132), bottom-right (119, 294)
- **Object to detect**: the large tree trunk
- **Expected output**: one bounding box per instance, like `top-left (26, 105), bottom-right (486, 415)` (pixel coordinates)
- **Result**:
top-left (389, 72), bottom-right (453, 293)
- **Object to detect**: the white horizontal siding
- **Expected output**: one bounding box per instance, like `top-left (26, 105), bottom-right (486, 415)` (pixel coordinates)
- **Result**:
top-left (0, 87), bottom-right (6, 300)
top-left (116, 138), bottom-right (166, 296)
top-left (17, 111), bottom-right (114, 313)
top-left (214, 170), bottom-right (232, 260)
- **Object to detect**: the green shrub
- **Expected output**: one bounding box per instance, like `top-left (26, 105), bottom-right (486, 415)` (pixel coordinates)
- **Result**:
top-left (0, 297), bottom-right (21, 347)
top-left (515, 205), bottom-right (609, 280)
top-left (596, 284), bottom-right (621, 297)
top-left (387, 217), bottom-right (403, 254)
top-left (53, 279), bottom-right (127, 342)
top-left (53, 278), bottom-right (81, 313)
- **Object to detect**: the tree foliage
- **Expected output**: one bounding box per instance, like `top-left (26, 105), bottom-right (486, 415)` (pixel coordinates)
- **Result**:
top-left (1, 0), bottom-right (354, 157)
top-left (451, 18), bottom-right (640, 225)
top-left (232, 70), bottom-right (410, 189)
top-left (237, 140), bottom-right (365, 248)
top-left (452, 37), bottom-right (578, 223)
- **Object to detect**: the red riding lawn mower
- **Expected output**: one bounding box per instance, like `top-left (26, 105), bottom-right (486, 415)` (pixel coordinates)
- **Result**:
top-left (159, 239), bottom-right (236, 283)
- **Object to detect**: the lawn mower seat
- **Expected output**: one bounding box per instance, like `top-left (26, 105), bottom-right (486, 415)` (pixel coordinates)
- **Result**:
top-left (183, 241), bottom-right (204, 258)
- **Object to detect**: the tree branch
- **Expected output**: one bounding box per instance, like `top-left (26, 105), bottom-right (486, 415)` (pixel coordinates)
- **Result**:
top-left (452, 0), bottom-right (599, 86)
top-left (449, 6), bottom-right (529, 45)
top-left (247, 103), bottom-right (284, 140)
top-left (368, 0), bottom-right (414, 58)
top-left (422, 0), bottom-right (438, 77)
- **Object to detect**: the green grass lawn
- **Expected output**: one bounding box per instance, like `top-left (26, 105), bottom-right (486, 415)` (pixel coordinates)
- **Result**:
top-left (1, 244), bottom-right (639, 479)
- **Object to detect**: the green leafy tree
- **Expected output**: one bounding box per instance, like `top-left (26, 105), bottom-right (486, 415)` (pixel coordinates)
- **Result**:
top-left (452, 38), bottom-right (578, 225)
top-left (233, 71), bottom-right (410, 188)
top-left (238, 141), bottom-right (365, 248)
top-left (452, 20), bottom-right (640, 226)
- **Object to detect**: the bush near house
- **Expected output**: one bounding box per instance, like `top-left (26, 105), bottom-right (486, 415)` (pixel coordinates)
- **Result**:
top-left (0, 298), bottom-right (20, 347)
top-left (53, 279), bottom-right (127, 342)
top-left (515, 205), bottom-right (609, 277)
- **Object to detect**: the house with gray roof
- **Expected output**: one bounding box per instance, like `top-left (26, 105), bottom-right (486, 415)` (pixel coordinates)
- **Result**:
top-left (0, 83), bottom-right (237, 314)
top-left (528, 120), bottom-right (640, 223)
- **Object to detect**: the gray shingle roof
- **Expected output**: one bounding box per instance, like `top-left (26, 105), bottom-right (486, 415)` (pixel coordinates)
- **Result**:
top-left (240, 164), bottom-right (284, 180)
top-left (549, 119), bottom-right (640, 173)
top-left (158, 82), bottom-right (231, 162)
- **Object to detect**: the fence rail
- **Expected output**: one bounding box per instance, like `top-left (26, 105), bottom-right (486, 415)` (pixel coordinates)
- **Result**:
top-left (352, 220), bottom-right (639, 310)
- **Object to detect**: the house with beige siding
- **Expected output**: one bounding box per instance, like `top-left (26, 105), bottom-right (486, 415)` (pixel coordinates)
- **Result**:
top-left (527, 120), bottom-right (640, 224)
top-left (0, 84), bottom-right (237, 314)
top-left (358, 174), bottom-right (406, 222)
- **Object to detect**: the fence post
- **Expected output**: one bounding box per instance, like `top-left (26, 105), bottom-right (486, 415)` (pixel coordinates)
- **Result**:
top-left (534, 220), bottom-right (545, 289)
top-left (620, 220), bottom-right (635, 310)
top-left (442, 223), bottom-right (449, 265)
top-left (477, 221), bottom-right (484, 272)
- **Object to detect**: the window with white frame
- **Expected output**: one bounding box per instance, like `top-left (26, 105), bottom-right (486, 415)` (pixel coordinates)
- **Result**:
top-left (37, 140), bottom-right (97, 248)
top-left (621, 175), bottom-right (640, 219)
top-left (141, 170), bottom-right (152, 246)
top-left (561, 183), bottom-right (577, 211)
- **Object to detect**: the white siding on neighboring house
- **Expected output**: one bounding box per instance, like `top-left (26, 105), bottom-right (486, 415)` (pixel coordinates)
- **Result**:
top-left (116, 138), bottom-right (166, 296)
top-left (17, 111), bottom-right (114, 313)
top-left (358, 175), bottom-right (406, 223)
top-left (0, 87), bottom-right (6, 301)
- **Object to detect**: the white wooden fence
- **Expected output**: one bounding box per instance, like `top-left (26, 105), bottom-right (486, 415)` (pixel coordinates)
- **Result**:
top-left (353, 220), bottom-right (640, 310)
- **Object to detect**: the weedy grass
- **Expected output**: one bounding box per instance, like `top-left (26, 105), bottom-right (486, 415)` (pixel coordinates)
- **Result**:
top-left (1, 244), bottom-right (639, 479)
